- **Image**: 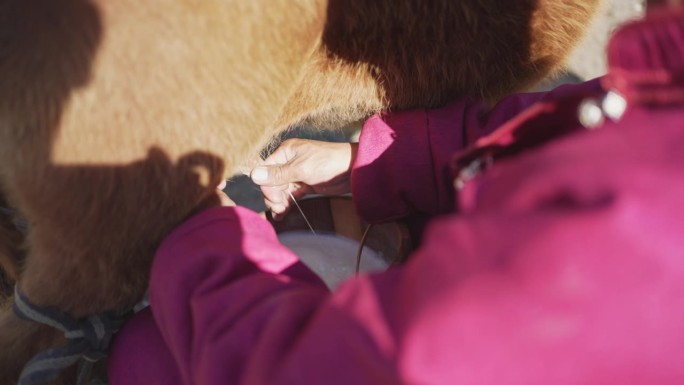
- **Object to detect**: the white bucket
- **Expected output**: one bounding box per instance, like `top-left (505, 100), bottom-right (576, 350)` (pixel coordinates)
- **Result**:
top-left (278, 231), bottom-right (390, 290)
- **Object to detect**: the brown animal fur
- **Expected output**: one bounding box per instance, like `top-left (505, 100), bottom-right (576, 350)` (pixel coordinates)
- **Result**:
top-left (0, 0), bottom-right (600, 382)
top-left (0, 210), bottom-right (21, 301)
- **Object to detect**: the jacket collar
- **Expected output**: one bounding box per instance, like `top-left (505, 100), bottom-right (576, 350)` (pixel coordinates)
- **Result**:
top-left (603, 6), bottom-right (684, 106)
top-left (451, 9), bottom-right (684, 193)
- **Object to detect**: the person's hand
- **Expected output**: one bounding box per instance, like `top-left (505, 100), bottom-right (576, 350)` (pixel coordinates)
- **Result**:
top-left (250, 138), bottom-right (358, 220)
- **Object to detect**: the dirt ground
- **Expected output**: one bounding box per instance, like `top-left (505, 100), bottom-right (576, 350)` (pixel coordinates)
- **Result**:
top-left (567, 0), bottom-right (645, 80)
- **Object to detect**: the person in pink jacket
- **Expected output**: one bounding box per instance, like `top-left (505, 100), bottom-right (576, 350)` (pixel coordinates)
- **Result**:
top-left (109, 2), bottom-right (684, 384)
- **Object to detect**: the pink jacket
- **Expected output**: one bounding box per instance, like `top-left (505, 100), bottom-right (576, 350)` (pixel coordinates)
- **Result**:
top-left (109, 8), bottom-right (684, 385)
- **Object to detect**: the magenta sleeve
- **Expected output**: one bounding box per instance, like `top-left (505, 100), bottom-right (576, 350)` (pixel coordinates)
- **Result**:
top-left (350, 80), bottom-right (604, 223)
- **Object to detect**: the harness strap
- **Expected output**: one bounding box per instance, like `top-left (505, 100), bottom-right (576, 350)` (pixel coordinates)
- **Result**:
top-left (13, 285), bottom-right (131, 385)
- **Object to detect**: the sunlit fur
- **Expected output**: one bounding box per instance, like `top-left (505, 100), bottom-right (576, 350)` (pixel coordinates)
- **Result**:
top-left (0, 0), bottom-right (599, 382)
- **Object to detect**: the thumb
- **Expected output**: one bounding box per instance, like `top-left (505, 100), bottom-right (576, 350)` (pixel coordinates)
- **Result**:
top-left (250, 163), bottom-right (295, 187)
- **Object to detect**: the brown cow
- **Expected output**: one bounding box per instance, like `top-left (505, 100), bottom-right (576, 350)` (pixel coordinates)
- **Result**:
top-left (0, 0), bottom-right (599, 383)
